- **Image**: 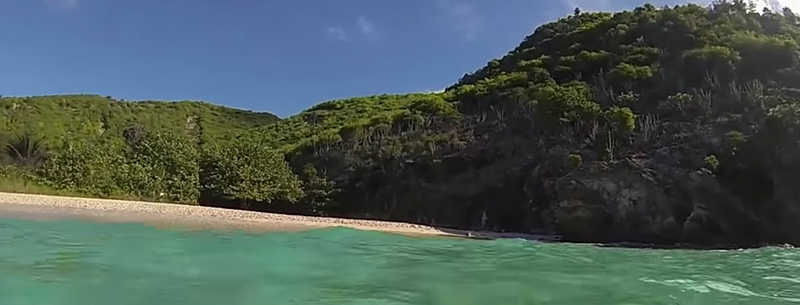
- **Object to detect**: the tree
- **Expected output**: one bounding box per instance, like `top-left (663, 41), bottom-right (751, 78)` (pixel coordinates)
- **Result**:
top-left (202, 140), bottom-right (303, 207)
top-left (127, 132), bottom-right (200, 203)
top-left (3, 134), bottom-right (47, 169)
top-left (39, 132), bottom-right (201, 203)
top-left (534, 83), bottom-right (601, 126)
top-left (604, 106), bottom-right (636, 135)
top-left (40, 139), bottom-right (127, 197)
top-left (300, 164), bottom-right (335, 213)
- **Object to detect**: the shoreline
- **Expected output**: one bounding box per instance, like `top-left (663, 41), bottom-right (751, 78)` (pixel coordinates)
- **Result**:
top-left (1, 192), bottom-right (792, 249)
top-left (0, 192), bottom-right (548, 240)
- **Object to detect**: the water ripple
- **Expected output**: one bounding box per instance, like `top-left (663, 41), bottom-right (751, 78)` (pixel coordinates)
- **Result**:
top-left (0, 218), bottom-right (798, 305)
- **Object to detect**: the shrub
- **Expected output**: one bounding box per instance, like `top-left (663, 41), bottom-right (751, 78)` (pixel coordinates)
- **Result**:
top-left (704, 154), bottom-right (720, 171)
top-left (40, 139), bottom-right (127, 198)
top-left (534, 83), bottom-right (602, 125)
top-left (604, 106), bottom-right (636, 135)
top-left (300, 164), bottom-right (335, 212)
top-left (566, 153), bottom-right (583, 169)
top-left (409, 97), bottom-right (460, 120)
top-left (127, 132), bottom-right (200, 203)
top-left (609, 63), bottom-right (654, 83)
top-left (724, 131), bottom-right (748, 147)
top-left (201, 140), bottom-right (303, 205)
top-left (40, 132), bottom-right (200, 203)
top-left (3, 134), bottom-right (47, 169)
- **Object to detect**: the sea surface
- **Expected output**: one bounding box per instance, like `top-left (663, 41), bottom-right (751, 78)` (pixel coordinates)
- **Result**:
top-left (0, 217), bottom-right (798, 305)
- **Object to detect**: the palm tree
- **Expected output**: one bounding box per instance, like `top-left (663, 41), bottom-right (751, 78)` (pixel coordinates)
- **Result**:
top-left (3, 134), bottom-right (47, 169)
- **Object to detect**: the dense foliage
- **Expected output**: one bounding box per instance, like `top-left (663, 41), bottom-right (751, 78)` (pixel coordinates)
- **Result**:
top-left (0, 95), bottom-right (278, 146)
top-left (5, 1), bottom-right (800, 246)
top-left (39, 132), bottom-right (201, 203)
top-left (271, 0), bottom-right (800, 246)
top-left (0, 95), bottom-right (291, 204)
top-left (201, 139), bottom-right (303, 206)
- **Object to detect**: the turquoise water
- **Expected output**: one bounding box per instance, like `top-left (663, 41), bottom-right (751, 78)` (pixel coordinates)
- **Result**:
top-left (0, 218), bottom-right (798, 305)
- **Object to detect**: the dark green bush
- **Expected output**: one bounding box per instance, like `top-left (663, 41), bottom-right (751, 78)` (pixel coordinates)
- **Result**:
top-left (201, 139), bottom-right (303, 205)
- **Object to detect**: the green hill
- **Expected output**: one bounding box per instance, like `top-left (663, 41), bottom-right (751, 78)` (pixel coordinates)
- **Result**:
top-left (0, 95), bottom-right (280, 204)
top-left (252, 1), bottom-right (800, 246)
top-left (246, 93), bottom-right (448, 150)
top-left (435, 1), bottom-right (800, 246)
top-left (4, 1), bottom-right (800, 247)
top-left (0, 94), bottom-right (278, 145)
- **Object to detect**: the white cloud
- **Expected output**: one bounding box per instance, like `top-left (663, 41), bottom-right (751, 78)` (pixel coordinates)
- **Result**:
top-left (693, 0), bottom-right (800, 13)
top-left (326, 26), bottom-right (348, 42)
top-left (781, 0), bottom-right (800, 10)
top-left (425, 88), bottom-right (446, 94)
top-left (357, 16), bottom-right (375, 36)
top-left (44, 0), bottom-right (78, 9)
top-left (435, 0), bottom-right (483, 41)
top-left (755, 0), bottom-right (800, 12)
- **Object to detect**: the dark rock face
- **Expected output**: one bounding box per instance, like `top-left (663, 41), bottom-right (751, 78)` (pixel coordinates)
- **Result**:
top-left (540, 155), bottom-right (795, 247)
top-left (550, 160), bottom-right (683, 243)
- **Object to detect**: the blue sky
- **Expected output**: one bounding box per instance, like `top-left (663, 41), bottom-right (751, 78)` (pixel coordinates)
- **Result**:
top-left (0, 0), bottom-right (790, 116)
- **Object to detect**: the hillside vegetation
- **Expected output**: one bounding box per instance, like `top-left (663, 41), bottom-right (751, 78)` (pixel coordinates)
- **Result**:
top-left (0, 95), bottom-right (278, 145)
top-left (0, 95), bottom-right (280, 203)
top-left (4, 1), bottom-right (800, 246)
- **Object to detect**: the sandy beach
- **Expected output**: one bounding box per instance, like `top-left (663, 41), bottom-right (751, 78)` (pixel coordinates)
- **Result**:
top-left (0, 192), bottom-right (544, 240)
